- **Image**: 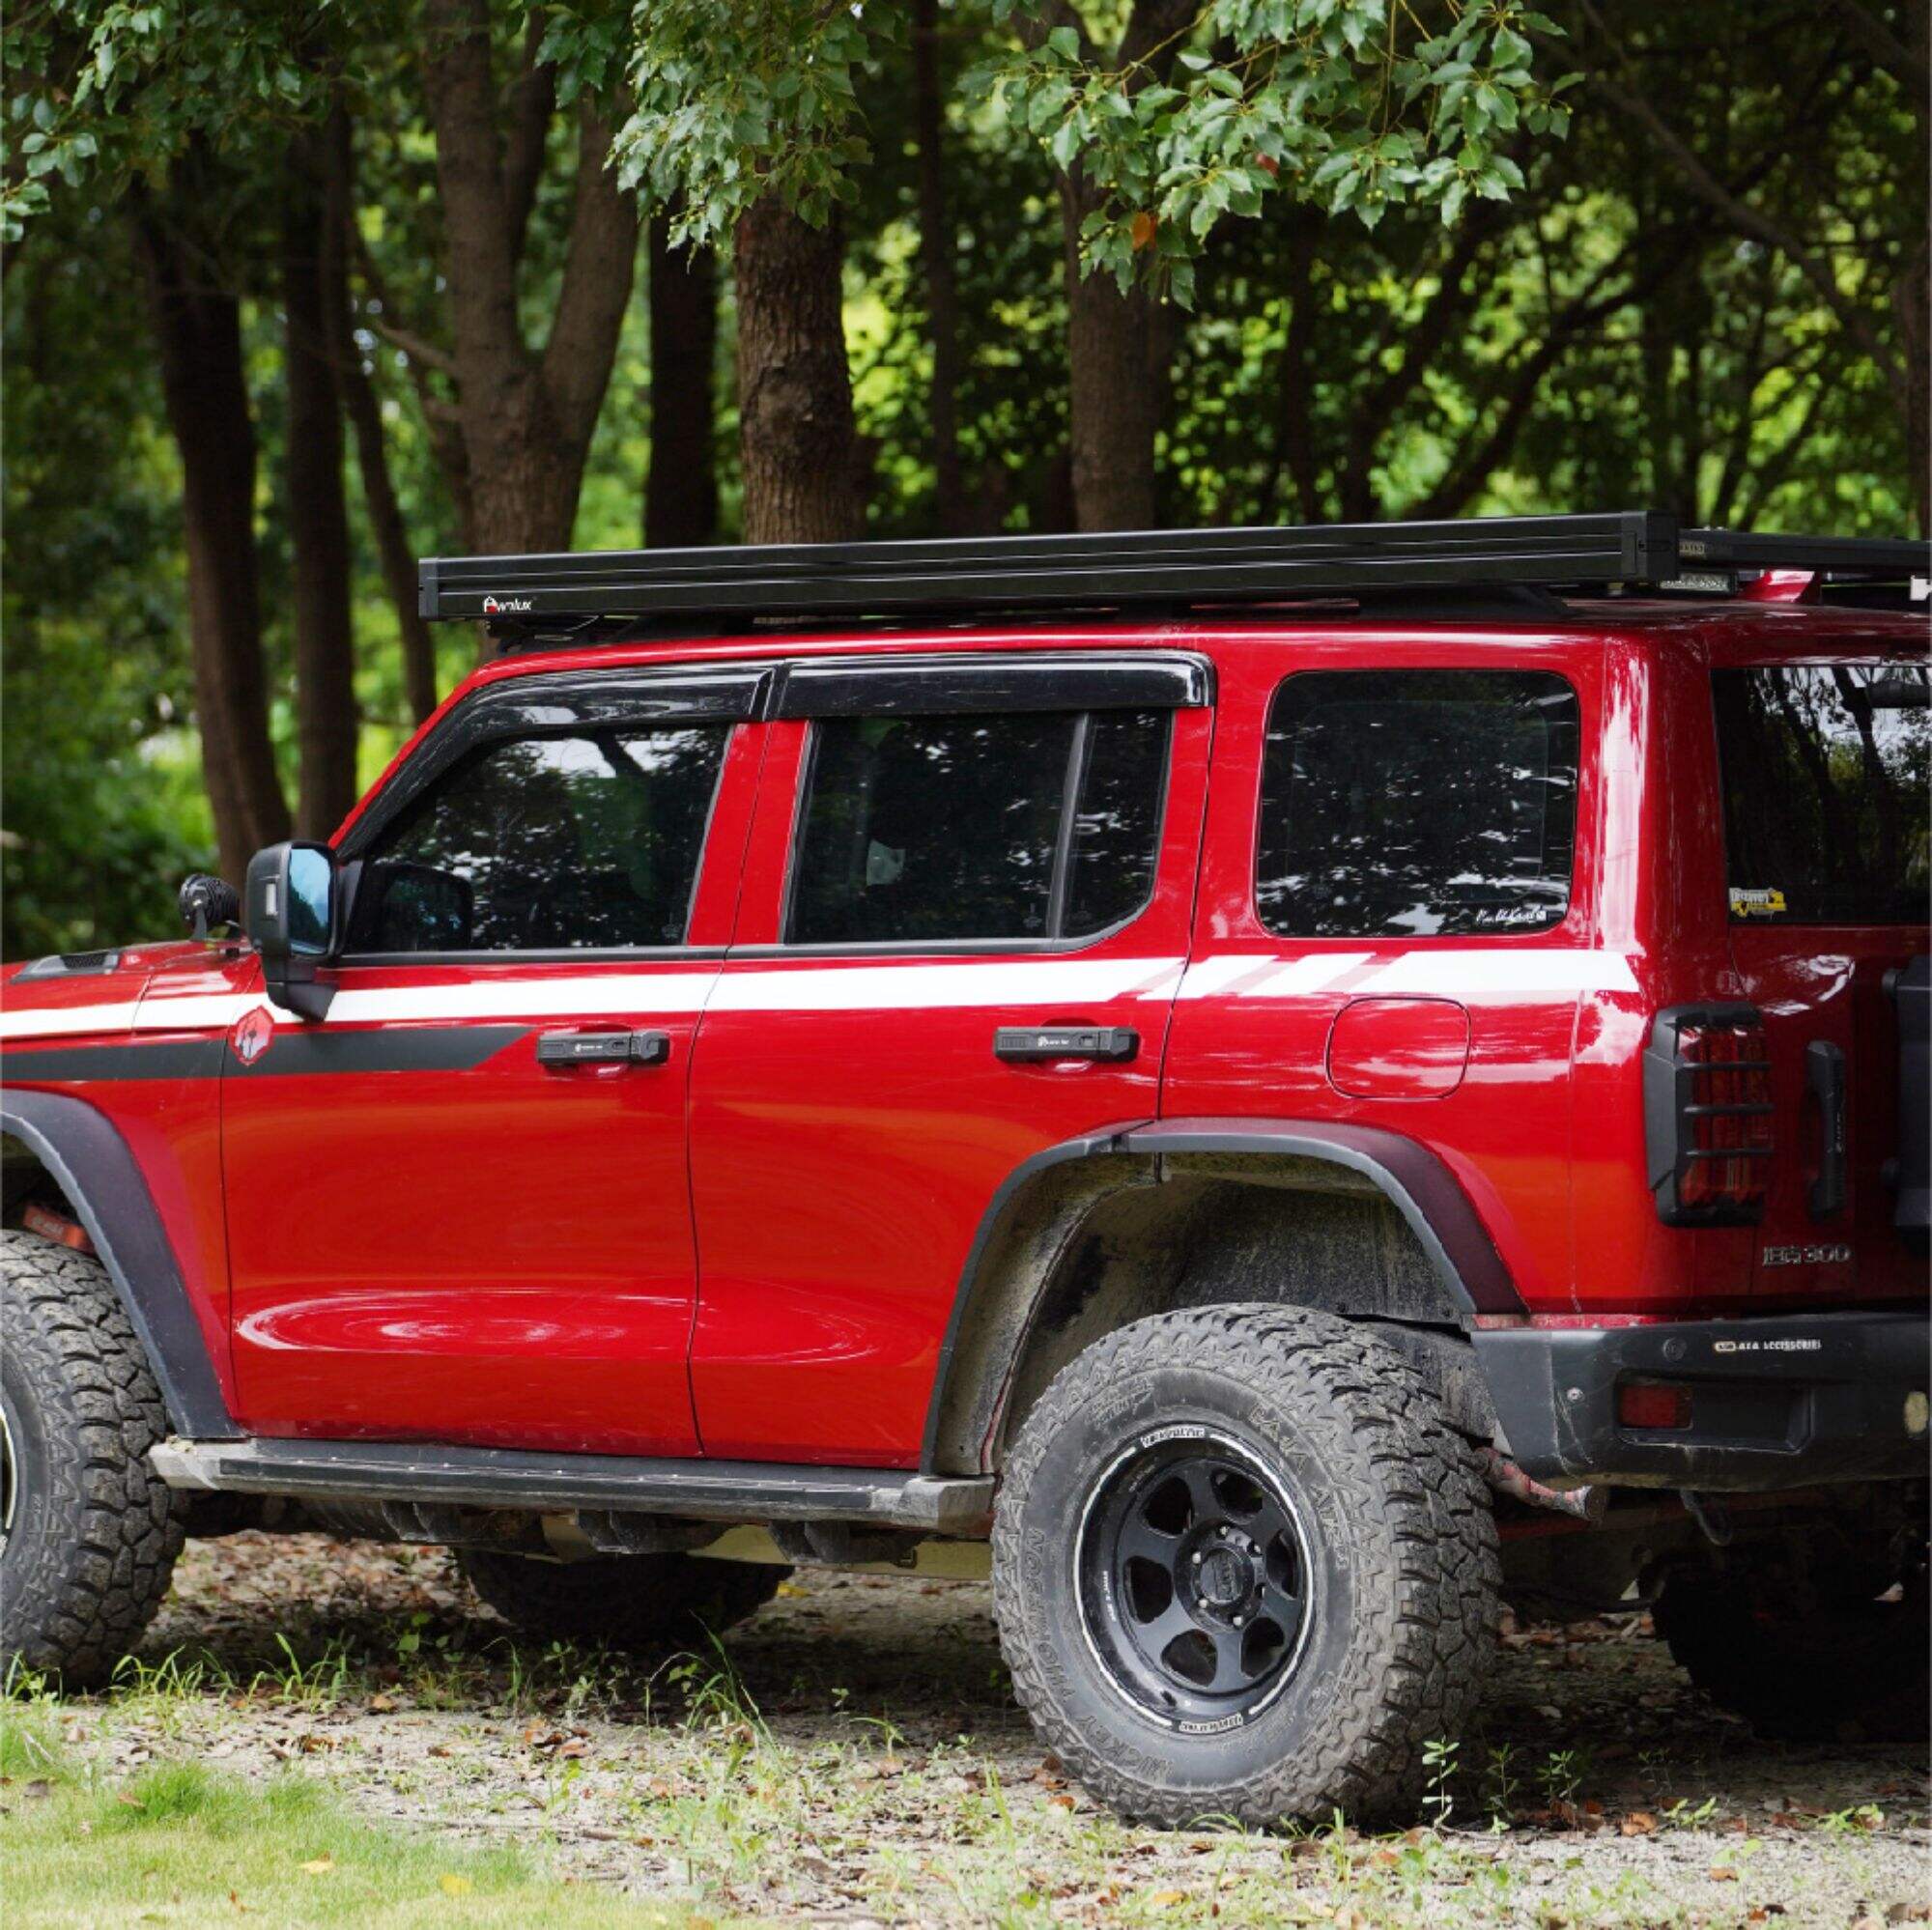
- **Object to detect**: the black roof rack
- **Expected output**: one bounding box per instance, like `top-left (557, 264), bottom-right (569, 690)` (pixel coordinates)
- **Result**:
top-left (416, 513), bottom-right (1929, 641)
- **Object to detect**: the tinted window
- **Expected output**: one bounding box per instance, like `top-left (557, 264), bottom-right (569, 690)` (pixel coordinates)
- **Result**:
top-left (788, 709), bottom-right (1169, 945)
top-left (346, 725), bottom-right (728, 952)
top-left (1258, 670), bottom-right (1579, 938)
top-left (1714, 664), bottom-right (1929, 924)
top-left (1064, 710), bottom-right (1168, 937)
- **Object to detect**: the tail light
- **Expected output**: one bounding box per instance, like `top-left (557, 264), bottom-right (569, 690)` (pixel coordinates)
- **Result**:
top-left (1644, 1003), bottom-right (1774, 1225)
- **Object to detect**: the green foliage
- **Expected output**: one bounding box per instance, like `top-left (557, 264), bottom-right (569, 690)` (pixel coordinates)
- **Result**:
top-left (978, 0), bottom-right (1571, 301)
top-left (603, 0), bottom-right (891, 239)
top-left (601, 1), bottom-right (1569, 299)
top-left (1, 205), bottom-right (213, 956)
top-left (1, 0), bottom-right (375, 236)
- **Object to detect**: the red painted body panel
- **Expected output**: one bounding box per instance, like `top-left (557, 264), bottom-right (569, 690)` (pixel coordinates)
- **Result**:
top-left (1159, 625), bottom-right (1606, 1315)
top-left (0, 946), bottom-right (255, 1414)
top-left (219, 961), bottom-right (712, 1453)
top-left (684, 709), bottom-right (1211, 1464)
top-left (0, 604), bottom-right (1921, 1460)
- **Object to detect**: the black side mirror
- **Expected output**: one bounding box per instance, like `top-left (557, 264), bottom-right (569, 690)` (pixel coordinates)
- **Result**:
top-left (245, 840), bottom-right (337, 1021)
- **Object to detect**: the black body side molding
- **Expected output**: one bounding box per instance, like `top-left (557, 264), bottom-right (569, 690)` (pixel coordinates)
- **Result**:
top-left (918, 1116), bottom-right (1521, 1474)
top-left (0, 1090), bottom-right (241, 1438)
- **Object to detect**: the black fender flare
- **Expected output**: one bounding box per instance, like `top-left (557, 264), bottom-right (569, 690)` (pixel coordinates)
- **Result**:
top-left (1, 1089), bottom-right (240, 1438)
top-left (919, 1116), bottom-right (1522, 1475)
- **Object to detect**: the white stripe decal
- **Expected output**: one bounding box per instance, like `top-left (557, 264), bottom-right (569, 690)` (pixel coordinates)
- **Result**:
top-left (1356, 950), bottom-right (1637, 996)
top-left (1175, 953), bottom-right (1375, 1000)
top-left (327, 974), bottom-right (719, 1026)
top-left (134, 993), bottom-right (260, 1033)
top-left (0, 1001), bottom-right (142, 1042)
top-left (1172, 954), bottom-right (1266, 1000)
top-left (0, 948), bottom-right (1635, 1046)
top-left (710, 956), bottom-right (1186, 1015)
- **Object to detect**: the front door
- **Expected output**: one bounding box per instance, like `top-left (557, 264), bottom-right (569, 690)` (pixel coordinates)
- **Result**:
top-left (687, 646), bottom-right (1212, 1465)
top-left (222, 666), bottom-right (766, 1455)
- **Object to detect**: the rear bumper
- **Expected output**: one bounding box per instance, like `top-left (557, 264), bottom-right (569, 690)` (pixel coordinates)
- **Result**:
top-left (1473, 1309), bottom-right (1930, 1490)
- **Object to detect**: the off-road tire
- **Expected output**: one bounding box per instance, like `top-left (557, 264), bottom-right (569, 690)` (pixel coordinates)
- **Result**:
top-left (458, 1548), bottom-right (788, 1650)
top-left (1656, 1560), bottom-right (1930, 1744)
top-left (992, 1303), bottom-right (1499, 1828)
top-left (0, 1229), bottom-right (186, 1688)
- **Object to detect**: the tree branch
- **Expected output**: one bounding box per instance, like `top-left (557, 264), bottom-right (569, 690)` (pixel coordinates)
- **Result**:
top-left (1827, 0), bottom-right (1930, 97)
top-left (538, 100), bottom-right (640, 451)
top-left (1577, 0), bottom-right (1905, 393)
top-left (366, 316), bottom-right (459, 378)
top-left (502, 13), bottom-right (555, 265)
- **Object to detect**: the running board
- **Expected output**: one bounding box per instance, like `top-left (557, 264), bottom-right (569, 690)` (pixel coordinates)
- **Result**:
top-left (152, 1437), bottom-right (994, 1536)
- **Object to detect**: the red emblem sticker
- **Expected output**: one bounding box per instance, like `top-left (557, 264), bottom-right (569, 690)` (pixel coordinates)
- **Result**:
top-left (230, 1006), bottom-right (274, 1067)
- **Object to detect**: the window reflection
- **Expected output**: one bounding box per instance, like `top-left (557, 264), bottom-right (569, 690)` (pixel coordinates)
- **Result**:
top-left (347, 725), bottom-right (728, 952)
top-left (1715, 664), bottom-right (1929, 925)
top-left (1257, 670), bottom-right (1580, 938)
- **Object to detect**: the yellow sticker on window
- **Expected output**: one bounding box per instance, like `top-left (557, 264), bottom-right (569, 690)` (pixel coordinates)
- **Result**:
top-left (1729, 887), bottom-right (1788, 918)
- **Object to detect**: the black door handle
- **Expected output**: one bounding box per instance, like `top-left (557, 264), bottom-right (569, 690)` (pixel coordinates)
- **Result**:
top-left (994, 1025), bottom-right (1138, 1064)
top-left (536, 1030), bottom-right (670, 1068)
top-left (1805, 1038), bottom-right (1846, 1217)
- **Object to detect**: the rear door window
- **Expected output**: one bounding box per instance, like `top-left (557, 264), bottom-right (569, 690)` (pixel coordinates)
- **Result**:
top-left (787, 709), bottom-right (1169, 946)
top-left (1713, 664), bottom-right (1929, 924)
top-left (1257, 669), bottom-right (1580, 938)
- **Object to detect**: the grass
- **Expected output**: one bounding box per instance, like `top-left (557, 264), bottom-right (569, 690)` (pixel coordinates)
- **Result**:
top-left (8, 1541), bottom-right (1925, 1930)
top-left (0, 1705), bottom-right (690, 1930)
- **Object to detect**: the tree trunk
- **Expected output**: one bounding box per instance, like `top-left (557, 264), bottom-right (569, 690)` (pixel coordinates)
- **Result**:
top-left (423, 0), bottom-right (639, 559)
top-left (1895, 238), bottom-right (1930, 536)
top-left (1274, 210), bottom-right (1321, 522)
top-left (1060, 169), bottom-right (1161, 531)
top-left (324, 108), bottom-right (440, 723)
top-left (645, 214), bottom-right (720, 548)
top-left (283, 128), bottom-right (360, 840)
top-left (131, 183), bottom-right (290, 884)
top-left (733, 194), bottom-right (862, 544)
top-left (912, 0), bottom-right (969, 534)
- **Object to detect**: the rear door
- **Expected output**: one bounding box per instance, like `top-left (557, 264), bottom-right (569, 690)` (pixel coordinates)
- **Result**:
top-left (221, 666), bottom-right (765, 1454)
top-left (1712, 652), bottom-right (1930, 1303)
top-left (686, 648), bottom-right (1211, 1464)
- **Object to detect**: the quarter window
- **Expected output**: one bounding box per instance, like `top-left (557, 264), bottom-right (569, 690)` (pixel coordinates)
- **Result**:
top-left (1257, 670), bottom-right (1579, 938)
top-left (788, 709), bottom-right (1169, 946)
top-left (345, 724), bottom-right (729, 953)
top-left (1714, 664), bottom-right (1929, 925)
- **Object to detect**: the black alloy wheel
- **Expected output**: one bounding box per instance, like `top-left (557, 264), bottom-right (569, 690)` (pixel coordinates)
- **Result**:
top-left (1077, 1432), bottom-right (1311, 1727)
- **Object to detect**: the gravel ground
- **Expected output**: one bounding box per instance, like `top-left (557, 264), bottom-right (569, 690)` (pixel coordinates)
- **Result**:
top-left (39, 1530), bottom-right (1932, 1927)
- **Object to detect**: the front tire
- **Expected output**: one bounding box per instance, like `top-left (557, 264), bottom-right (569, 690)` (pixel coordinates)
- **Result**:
top-left (458, 1548), bottom-right (787, 1650)
top-left (0, 1229), bottom-right (186, 1688)
top-left (992, 1304), bottom-right (1498, 1828)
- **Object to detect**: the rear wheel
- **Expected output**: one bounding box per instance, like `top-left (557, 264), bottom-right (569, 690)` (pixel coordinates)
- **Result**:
top-left (1656, 1551), bottom-right (1930, 1744)
top-left (0, 1230), bottom-right (186, 1687)
top-left (458, 1548), bottom-right (787, 1650)
top-left (992, 1304), bottom-right (1498, 1827)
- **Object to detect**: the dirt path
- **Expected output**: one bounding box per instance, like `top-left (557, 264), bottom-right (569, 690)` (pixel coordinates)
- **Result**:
top-left (48, 1532), bottom-right (1931, 1926)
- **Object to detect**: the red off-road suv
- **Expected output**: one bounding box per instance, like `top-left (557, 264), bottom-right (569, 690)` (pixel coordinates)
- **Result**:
top-left (2, 513), bottom-right (1925, 1825)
